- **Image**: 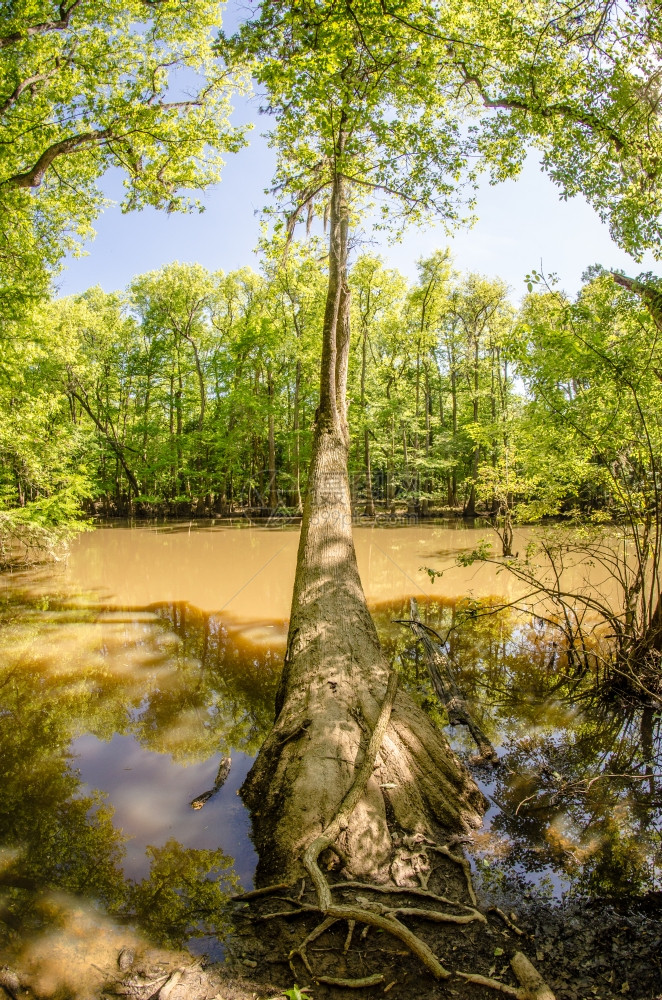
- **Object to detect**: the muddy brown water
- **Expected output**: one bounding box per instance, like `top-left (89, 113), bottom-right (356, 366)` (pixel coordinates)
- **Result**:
top-left (0, 520), bottom-right (660, 995)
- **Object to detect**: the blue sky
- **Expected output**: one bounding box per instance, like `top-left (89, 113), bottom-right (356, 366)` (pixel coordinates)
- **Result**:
top-left (56, 20), bottom-right (657, 304)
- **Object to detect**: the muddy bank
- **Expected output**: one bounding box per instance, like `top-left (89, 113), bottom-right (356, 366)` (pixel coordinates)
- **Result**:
top-left (221, 891), bottom-right (662, 1000)
top-left (2, 885), bottom-right (661, 1000)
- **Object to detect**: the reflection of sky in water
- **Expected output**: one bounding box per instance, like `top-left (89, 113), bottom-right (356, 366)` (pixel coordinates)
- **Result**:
top-left (72, 733), bottom-right (257, 888)
top-left (457, 756), bottom-right (573, 901)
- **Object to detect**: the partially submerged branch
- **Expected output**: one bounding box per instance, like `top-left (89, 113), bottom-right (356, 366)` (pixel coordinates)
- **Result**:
top-left (401, 598), bottom-right (498, 763)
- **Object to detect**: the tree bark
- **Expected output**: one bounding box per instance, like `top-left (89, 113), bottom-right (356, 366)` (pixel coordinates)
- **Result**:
top-left (267, 369), bottom-right (278, 509)
top-left (292, 359), bottom-right (303, 510)
top-left (241, 168), bottom-right (483, 886)
top-left (464, 338), bottom-right (480, 518)
top-left (182, 331), bottom-right (206, 431)
top-left (364, 426), bottom-right (375, 516)
top-left (360, 314), bottom-right (375, 516)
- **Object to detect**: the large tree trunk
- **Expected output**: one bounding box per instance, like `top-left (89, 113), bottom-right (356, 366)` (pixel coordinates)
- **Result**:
top-left (242, 422), bottom-right (483, 883)
top-left (241, 168), bottom-right (483, 887)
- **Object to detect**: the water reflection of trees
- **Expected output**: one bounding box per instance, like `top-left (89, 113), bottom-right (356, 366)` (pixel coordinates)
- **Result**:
top-left (376, 597), bottom-right (662, 901)
top-left (138, 602), bottom-right (279, 760)
top-left (0, 594), bottom-right (278, 963)
top-left (3, 581), bottom-right (660, 968)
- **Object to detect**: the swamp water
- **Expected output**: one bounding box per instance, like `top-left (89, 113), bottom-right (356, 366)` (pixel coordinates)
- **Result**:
top-left (0, 521), bottom-right (660, 994)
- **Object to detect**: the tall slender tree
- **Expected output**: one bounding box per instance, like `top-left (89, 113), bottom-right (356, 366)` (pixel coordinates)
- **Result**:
top-left (225, 0), bottom-right (495, 885)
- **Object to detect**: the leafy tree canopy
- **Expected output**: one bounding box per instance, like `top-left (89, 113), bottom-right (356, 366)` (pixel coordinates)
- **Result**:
top-left (222, 0), bottom-right (496, 238)
top-left (0, 0), bottom-right (247, 313)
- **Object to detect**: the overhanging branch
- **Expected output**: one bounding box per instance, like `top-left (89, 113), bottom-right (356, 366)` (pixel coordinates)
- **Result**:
top-left (1, 130), bottom-right (111, 188)
top-left (0, 1), bottom-right (82, 49)
top-left (457, 61), bottom-right (627, 154)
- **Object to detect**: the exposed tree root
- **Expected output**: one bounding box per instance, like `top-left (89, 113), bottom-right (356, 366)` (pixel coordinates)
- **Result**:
top-left (263, 672), bottom-right (453, 982)
top-left (343, 919), bottom-right (355, 954)
top-left (231, 883), bottom-right (292, 902)
top-left (511, 951), bottom-right (557, 1000)
top-left (456, 972), bottom-right (521, 997)
top-left (287, 907), bottom-right (451, 982)
top-left (236, 668), bottom-right (556, 997)
top-left (246, 897), bottom-right (319, 921)
top-left (301, 671), bottom-right (400, 911)
top-left (324, 904), bottom-right (451, 980)
top-left (315, 974), bottom-right (385, 988)
top-left (332, 879), bottom-right (480, 915)
top-left (458, 951), bottom-right (556, 1000)
top-left (383, 905), bottom-right (484, 926)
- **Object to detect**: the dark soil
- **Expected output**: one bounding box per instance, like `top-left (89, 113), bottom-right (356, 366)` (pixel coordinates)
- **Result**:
top-left (3, 886), bottom-right (661, 999)
top-left (219, 891), bottom-right (662, 1000)
top-left (209, 834), bottom-right (546, 1000)
top-left (517, 893), bottom-right (662, 1000)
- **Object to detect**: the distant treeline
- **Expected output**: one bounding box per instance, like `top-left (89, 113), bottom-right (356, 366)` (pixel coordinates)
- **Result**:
top-left (1, 245), bottom-right (659, 526)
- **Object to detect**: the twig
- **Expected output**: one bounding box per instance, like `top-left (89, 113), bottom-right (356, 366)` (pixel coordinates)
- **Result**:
top-left (275, 716), bottom-right (312, 746)
top-left (315, 973), bottom-right (385, 987)
top-left (289, 915), bottom-right (339, 976)
top-left (515, 791), bottom-right (541, 816)
top-left (247, 901), bottom-right (320, 922)
top-left (489, 906), bottom-right (525, 936)
top-left (456, 972), bottom-right (520, 996)
top-left (343, 919), bottom-right (356, 954)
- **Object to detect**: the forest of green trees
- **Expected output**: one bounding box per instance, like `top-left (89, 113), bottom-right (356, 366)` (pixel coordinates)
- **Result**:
top-left (2, 0), bottom-right (662, 548)
top-left (2, 0), bottom-right (662, 699)
top-left (2, 250), bottom-right (660, 530)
